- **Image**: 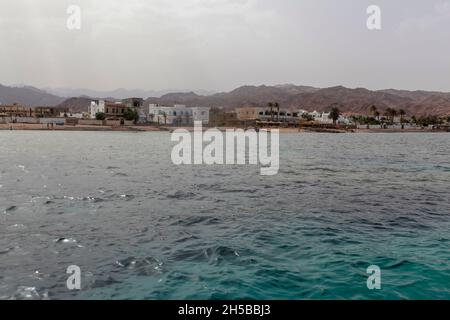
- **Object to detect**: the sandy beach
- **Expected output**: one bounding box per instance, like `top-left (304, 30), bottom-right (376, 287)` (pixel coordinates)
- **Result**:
top-left (0, 123), bottom-right (161, 132)
top-left (0, 123), bottom-right (446, 133)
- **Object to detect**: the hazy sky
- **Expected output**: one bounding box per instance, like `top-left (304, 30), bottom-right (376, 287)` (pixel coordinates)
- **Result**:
top-left (1, 0), bottom-right (450, 92)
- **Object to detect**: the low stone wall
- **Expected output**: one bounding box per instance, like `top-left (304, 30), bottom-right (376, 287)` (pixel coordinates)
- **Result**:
top-left (65, 118), bottom-right (79, 126)
top-left (0, 117), bottom-right (136, 126)
top-left (39, 118), bottom-right (66, 125)
top-left (78, 119), bottom-right (104, 126)
top-left (0, 117), bottom-right (40, 124)
top-left (105, 120), bottom-right (121, 126)
top-left (18, 117), bottom-right (40, 124)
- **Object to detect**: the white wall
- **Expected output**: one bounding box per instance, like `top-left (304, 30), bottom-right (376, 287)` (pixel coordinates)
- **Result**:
top-left (89, 100), bottom-right (105, 119)
top-left (148, 105), bottom-right (193, 125)
top-left (39, 118), bottom-right (66, 125)
top-left (191, 107), bottom-right (210, 125)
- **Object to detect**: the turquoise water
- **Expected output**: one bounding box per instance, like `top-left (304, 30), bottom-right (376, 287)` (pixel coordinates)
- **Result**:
top-left (0, 131), bottom-right (449, 299)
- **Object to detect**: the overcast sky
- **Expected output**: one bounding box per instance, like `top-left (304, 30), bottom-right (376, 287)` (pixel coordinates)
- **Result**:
top-left (1, 0), bottom-right (449, 92)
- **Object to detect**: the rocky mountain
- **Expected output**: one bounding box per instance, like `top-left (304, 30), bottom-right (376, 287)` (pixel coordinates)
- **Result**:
top-left (43, 87), bottom-right (216, 99)
top-left (56, 97), bottom-right (94, 113)
top-left (0, 84), bottom-right (65, 107)
top-left (2, 83), bottom-right (450, 116)
top-left (145, 85), bottom-right (450, 116)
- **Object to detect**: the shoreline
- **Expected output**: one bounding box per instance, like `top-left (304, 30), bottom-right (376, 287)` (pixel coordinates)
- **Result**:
top-left (0, 123), bottom-right (447, 133)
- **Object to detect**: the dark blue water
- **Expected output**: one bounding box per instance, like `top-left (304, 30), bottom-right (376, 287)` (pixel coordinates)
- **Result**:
top-left (0, 131), bottom-right (449, 299)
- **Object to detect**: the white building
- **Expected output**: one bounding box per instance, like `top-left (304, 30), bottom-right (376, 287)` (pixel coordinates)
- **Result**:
top-left (60, 112), bottom-right (84, 119)
top-left (297, 109), bottom-right (352, 125)
top-left (148, 104), bottom-right (193, 125)
top-left (338, 116), bottom-right (352, 125)
top-left (319, 112), bottom-right (351, 125)
top-left (310, 111), bottom-right (322, 121)
top-left (88, 100), bottom-right (105, 119)
top-left (297, 109), bottom-right (309, 116)
top-left (191, 107), bottom-right (210, 125)
top-left (320, 112), bottom-right (332, 124)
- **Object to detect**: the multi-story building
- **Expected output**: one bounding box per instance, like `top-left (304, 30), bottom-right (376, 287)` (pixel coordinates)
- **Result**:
top-left (89, 100), bottom-right (106, 119)
top-left (0, 104), bottom-right (32, 117)
top-left (209, 108), bottom-right (240, 127)
top-left (236, 107), bottom-right (262, 121)
top-left (122, 98), bottom-right (146, 123)
top-left (105, 102), bottom-right (128, 120)
top-left (122, 98), bottom-right (144, 109)
top-left (33, 106), bottom-right (69, 118)
top-left (148, 104), bottom-right (193, 125)
top-left (236, 106), bottom-right (302, 126)
top-left (256, 109), bottom-right (300, 125)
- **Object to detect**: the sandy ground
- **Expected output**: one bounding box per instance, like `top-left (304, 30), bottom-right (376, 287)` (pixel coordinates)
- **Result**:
top-left (0, 123), bottom-right (160, 132)
top-left (0, 124), bottom-right (303, 132)
top-left (0, 123), bottom-right (445, 133)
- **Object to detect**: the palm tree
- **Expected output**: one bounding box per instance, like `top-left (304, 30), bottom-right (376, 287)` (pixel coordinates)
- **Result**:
top-left (399, 109), bottom-right (406, 123)
top-left (95, 112), bottom-right (106, 121)
top-left (369, 105), bottom-right (377, 119)
top-left (384, 109), bottom-right (390, 121)
top-left (374, 111), bottom-right (380, 121)
top-left (329, 106), bottom-right (341, 125)
top-left (274, 102), bottom-right (280, 121)
top-left (391, 109), bottom-right (398, 124)
top-left (268, 102), bottom-right (274, 121)
top-left (385, 108), bottom-right (397, 124)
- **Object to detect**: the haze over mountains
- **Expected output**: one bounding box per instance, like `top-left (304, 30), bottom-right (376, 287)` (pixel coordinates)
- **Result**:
top-left (43, 87), bottom-right (216, 100)
top-left (0, 84), bottom-right (65, 107)
top-left (1, 83), bottom-right (450, 116)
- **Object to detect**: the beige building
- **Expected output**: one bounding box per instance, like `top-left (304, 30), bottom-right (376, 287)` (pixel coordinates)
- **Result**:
top-left (209, 108), bottom-right (240, 127)
top-left (0, 104), bottom-right (32, 117)
top-left (33, 106), bottom-right (69, 118)
top-left (235, 107), bottom-right (262, 121)
top-left (105, 102), bottom-right (128, 120)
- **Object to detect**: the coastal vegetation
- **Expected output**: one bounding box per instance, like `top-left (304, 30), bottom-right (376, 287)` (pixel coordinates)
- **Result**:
top-left (328, 106), bottom-right (341, 125)
top-left (95, 112), bottom-right (106, 120)
top-left (411, 115), bottom-right (446, 127)
top-left (369, 105), bottom-right (378, 119)
top-left (352, 115), bottom-right (380, 125)
top-left (123, 108), bottom-right (139, 123)
top-left (344, 105), bottom-right (450, 128)
top-left (2, 94), bottom-right (449, 132)
top-left (301, 113), bottom-right (314, 121)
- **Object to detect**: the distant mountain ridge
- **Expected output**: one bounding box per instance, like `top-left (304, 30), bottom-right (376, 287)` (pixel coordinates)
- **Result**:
top-left (145, 85), bottom-right (450, 116)
top-left (0, 84), bottom-right (65, 107)
top-left (43, 87), bottom-right (216, 99)
top-left (1, 83), bottom-right (450, 116)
